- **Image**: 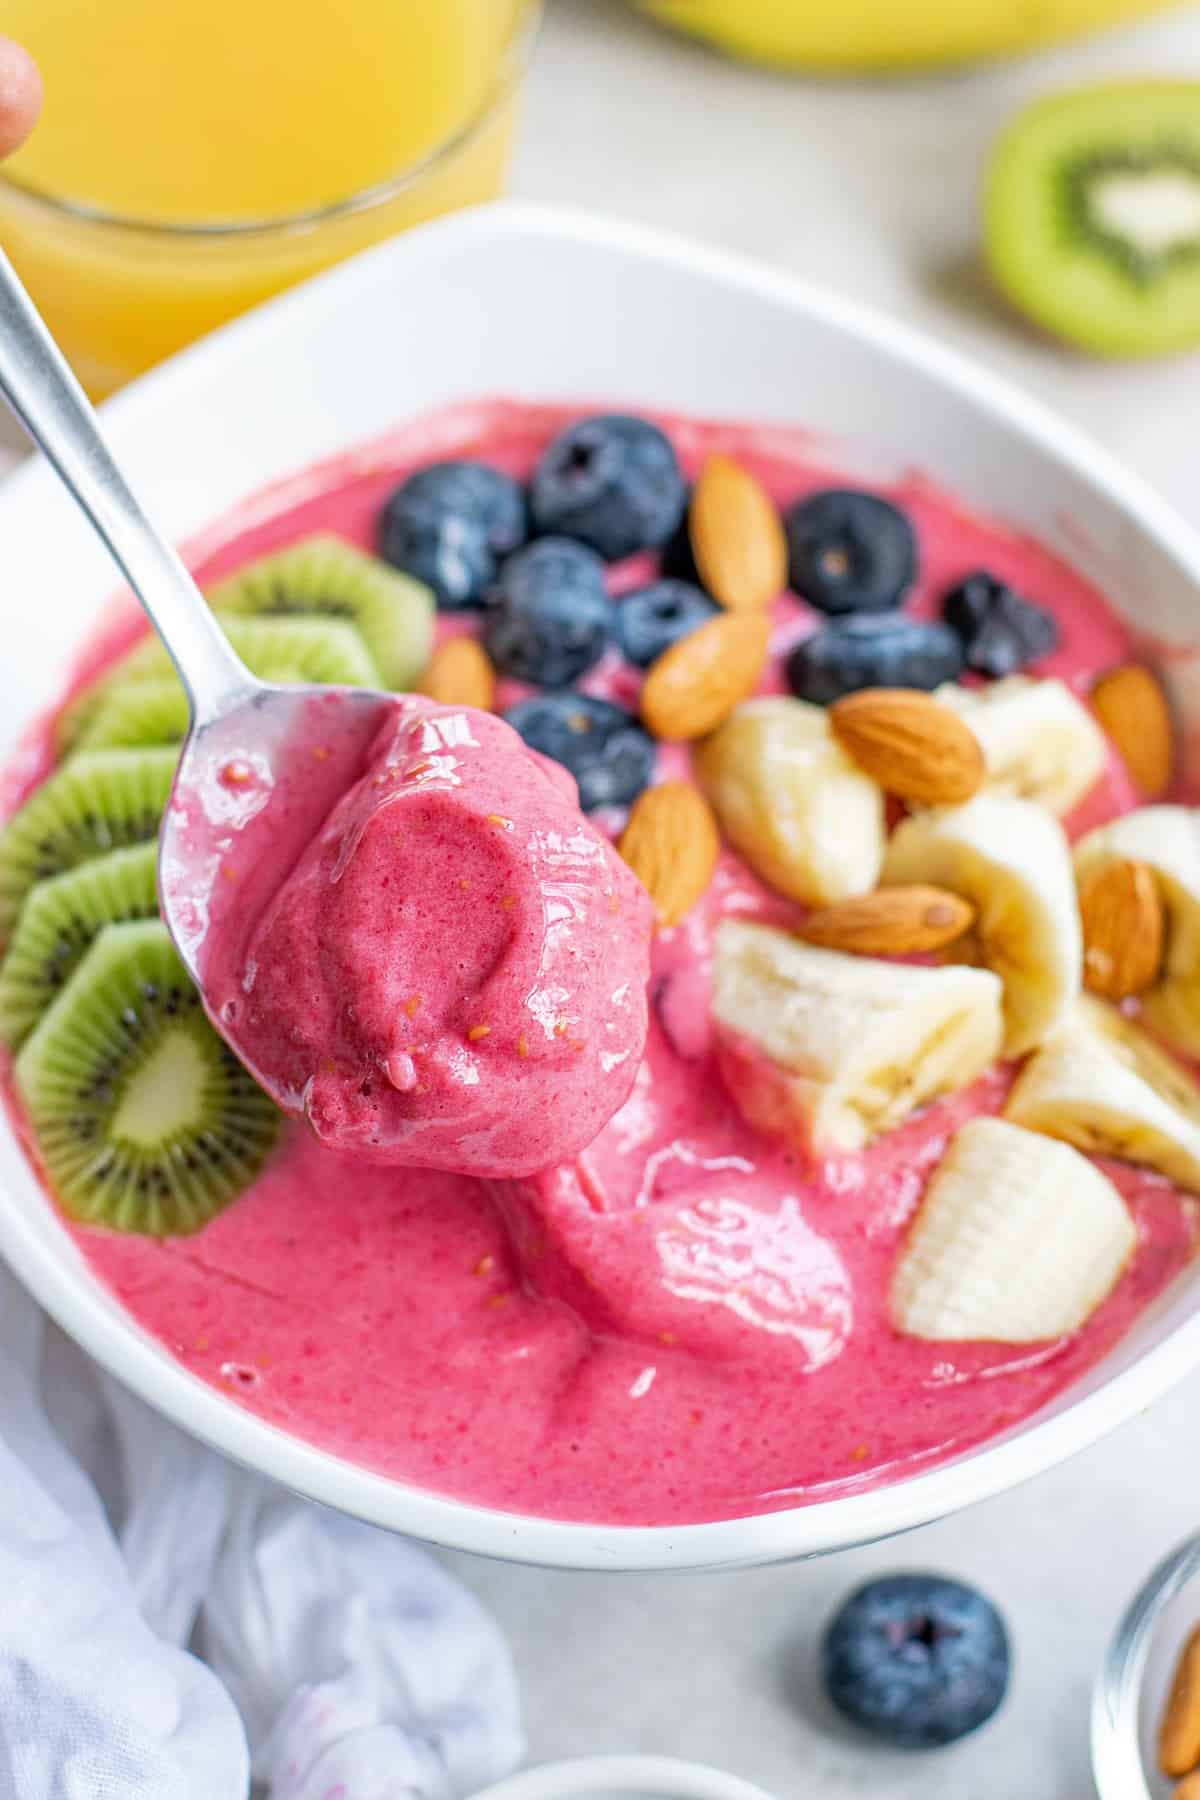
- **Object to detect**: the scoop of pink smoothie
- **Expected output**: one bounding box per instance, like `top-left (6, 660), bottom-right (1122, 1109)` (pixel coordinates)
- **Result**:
top-left (212, 696), bottom-right (653, 1175)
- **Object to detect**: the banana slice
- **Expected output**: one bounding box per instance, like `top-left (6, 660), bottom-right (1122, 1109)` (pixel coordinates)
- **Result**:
top-left (711, 919), bottom-right (1003, 1154)
top-left (1074, 806), bottom-right (1200, 1057)
top-left (882, 794), bottom-right (1080, 1056)
top-left (1006, 994), bottom-right (1200, 1191)
top-left (890, 1116), bottom-right (1135, 1342)
top-left (934, 676), bottom-right (1107, 816)
top-left (694, 697), bottom-right (884, 906)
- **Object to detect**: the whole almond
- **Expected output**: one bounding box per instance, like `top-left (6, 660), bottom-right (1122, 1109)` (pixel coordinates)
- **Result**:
top-left (641, 611), bottom-right (771, 741)
top-left (418, 636), bottom-right (496, 711)
top-left (617, 781), bottom-right (721, 927)
top-left (1160, 1625), bottom-right (1200, 1777)
top-left (1090, 663), bottom-right (1174, 799)
top-left (1079, 856), bottom-right (1165, 1000)
top-left (690, 453), bottom-right (788, 612)
top-left (829, 688), bottom-right (985, 805)
top-left (799, 885), bottom-right (976, 955)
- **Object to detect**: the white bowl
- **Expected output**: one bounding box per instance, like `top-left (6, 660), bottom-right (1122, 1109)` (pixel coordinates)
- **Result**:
top-left (2, 203), bottom-right (1200, 1572)
top-left (470, 1754), bottom-right (777, 1800)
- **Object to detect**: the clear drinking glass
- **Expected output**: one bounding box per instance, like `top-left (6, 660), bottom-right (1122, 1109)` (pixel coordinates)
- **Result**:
top-left (0, 0), bottom-right (540, 398)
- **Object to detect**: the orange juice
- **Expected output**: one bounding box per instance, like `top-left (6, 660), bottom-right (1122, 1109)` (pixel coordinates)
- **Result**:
top-left (0, 0), bottom-right (533, 395)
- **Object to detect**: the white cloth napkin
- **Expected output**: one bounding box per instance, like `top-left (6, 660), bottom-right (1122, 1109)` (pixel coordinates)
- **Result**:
top-left (0, 1263), bottom-right (523, 1800)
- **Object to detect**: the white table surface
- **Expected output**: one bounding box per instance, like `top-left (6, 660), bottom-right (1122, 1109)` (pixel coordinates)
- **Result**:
top-left (439, 5), bottom-right (1200, 1797)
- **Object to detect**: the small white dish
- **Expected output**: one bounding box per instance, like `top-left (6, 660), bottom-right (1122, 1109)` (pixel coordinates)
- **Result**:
top-left (470, 1754), bottom-right (777, 1800)
top-left (2, 202), bottom-right (1200, 1570)
top-left (1092, 1533), bottom-right (1200, 1798)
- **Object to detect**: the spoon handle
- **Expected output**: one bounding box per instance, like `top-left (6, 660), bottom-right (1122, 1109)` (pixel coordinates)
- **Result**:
top-left (0, 245), bottom-right (250, 723)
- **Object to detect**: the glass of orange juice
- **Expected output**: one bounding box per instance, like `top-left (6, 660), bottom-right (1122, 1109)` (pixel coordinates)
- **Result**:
top-left (0, 0), bottom-right (539, 397)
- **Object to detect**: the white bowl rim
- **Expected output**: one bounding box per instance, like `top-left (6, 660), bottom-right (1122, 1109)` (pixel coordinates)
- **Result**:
top-left (3, 200), bottom-right (1200, 1571)
top-left (469, 1753), bottom-right (777, 1800)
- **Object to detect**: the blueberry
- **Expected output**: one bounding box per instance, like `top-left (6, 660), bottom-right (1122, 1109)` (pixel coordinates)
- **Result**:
top-left (380, 460), bottom-right (527, 609)
top-left (505, 694), bottom-right (655, 812)
top-left (786, 615), bottom-right (963, 705)
top-left (530, 415), bottom-right (686, 561)
top-left (616, 580), bottom-right (719, 668)
top-left (658, 498), bottom-right (702, 586)
top-left (944, 569), bottom-right (1060, 678)
top-left (484, 538), bottom-right (611, 688)
top-left (822, 1573), bottom-right (1010, 1749)
top-left (786, 489), bottom-right (918, 615)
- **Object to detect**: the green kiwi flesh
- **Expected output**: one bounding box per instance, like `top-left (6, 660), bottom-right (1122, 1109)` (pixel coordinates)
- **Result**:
top-left (15, 918), bottom-right (279, 1235)
top-left (209, 534), bottom-right (434, 690)
top-left (986, 80), bottom-right (1200, 357)
top-left (0, 748), bottom-right (177, 946)
top-left (0, 842), bottom-right (159, 1049)
top-left (120, 613), bottom-right (384, 688)
top-left (76, 679), bottom-right (191, 751)
top-left (56, 613), bottom-right (385, 755)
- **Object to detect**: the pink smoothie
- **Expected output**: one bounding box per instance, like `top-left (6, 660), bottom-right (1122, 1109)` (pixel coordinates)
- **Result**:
top-left (16, 400), bottom-right (1199, 1528)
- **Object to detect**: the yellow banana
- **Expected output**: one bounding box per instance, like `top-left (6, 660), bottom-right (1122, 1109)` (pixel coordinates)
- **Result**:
top-left (891, 1117), bottom-right (1135, 1342)
top-left (637, 0), bottom-right (1180, 72)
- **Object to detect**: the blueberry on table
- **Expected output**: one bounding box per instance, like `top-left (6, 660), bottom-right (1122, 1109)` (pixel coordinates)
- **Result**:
top-left (530, 414), bottom-right (686, 560)
top-left (484, 538), bottom-right (611, 687)
top-left (786, 614), bottom-right (963, 705)
top-left (380, 460), bottom-right (526, 609)
top-left (786, 489), bottom-right (918, 614)
top-left (822, 1573), bottom-right (1010, 1749)
top-left (944, 569), bottom-right (1060, 677)
top-left (505, 693), bottom-right (656, 812)
top-left (617, 580), bottom-right (719, 668)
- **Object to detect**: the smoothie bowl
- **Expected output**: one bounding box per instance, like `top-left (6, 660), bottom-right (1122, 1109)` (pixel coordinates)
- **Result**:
top-left (1, 205), bottom-right (1200, 1570)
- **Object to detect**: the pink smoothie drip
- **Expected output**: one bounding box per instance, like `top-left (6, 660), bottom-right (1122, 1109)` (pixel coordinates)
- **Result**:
top-left (19, 398), bottom-right (1199, 1527)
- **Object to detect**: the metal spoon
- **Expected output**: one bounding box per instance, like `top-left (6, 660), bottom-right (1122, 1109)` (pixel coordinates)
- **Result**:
top-left (0, 245), bottom-right (390, 1002)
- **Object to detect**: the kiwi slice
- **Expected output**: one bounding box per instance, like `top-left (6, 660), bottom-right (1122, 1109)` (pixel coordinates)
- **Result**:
top-left (0, 842), bottom-right (159, 1049)
top-left (15, 918), bottom-right (279, 1235)
top-left (0, 748), bottom-right (176, 946)
top-left (75, 679), bottom-right (191, 752)
top-left (986, 80), bottom-right (1200, 357)
top-left (122, 613), bottom-right (383, 688)
top-left (57, 614), bottom-right (386, 755)
top-left (209, 534), bottom-right (434, 689)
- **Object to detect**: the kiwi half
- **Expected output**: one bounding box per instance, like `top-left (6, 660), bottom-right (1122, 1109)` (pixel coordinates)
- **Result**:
top-left (0, 842), bottom-right (159, 1049)
top-left (0, 748), bottom-right (176, 945)
top-left (986, 80), bottom-right (1200, 357)
top-left (15, 918), bottom-right (279, 1235)
top-left (57, 613), bottom-right (385, 755)
top-left (209, 534), bottom-right (434, 689)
